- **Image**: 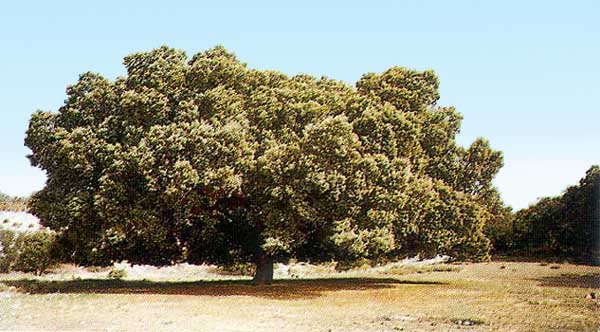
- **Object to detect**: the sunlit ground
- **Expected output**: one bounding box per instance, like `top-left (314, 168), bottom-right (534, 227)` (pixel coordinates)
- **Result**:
top-left (0, 261), bottom-right (598, 332)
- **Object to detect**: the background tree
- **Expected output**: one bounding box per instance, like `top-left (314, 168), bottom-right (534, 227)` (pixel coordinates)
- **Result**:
top-left (509, 165), bottom-right (600, 265)
top-left (26, 46), bottom-right (506, 283)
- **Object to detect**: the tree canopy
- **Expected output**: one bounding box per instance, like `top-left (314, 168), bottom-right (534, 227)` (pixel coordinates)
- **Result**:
top-left (26, 46), bottom-right (506, 282)
top-left (510, 165), bottom-right (600, 265)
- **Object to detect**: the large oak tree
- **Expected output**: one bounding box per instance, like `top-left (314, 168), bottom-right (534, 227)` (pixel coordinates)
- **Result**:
top-left (26, 46), bottom-right (505, 283)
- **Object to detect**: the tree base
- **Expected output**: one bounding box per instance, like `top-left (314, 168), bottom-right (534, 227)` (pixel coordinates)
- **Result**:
top-left (252, 254), bottom-right (273, 285)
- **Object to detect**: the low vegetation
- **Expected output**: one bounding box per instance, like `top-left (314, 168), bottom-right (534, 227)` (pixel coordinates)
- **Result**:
top-left (382, 263), bottom-right (461, 275)
top-left (0, 193), bottom-right (28, 212)
top-left (107, 267), bottom-right (127, 280)
top-left (0, 229), bottom-right (58, 275)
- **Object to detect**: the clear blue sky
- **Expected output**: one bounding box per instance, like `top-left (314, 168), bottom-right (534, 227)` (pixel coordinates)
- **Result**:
top-left (1, 1), bottom-right (598, 209)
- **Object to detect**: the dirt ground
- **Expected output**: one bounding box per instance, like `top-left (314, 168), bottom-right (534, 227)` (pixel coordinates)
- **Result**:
top-left (0, 261), bottom-right (598, 332)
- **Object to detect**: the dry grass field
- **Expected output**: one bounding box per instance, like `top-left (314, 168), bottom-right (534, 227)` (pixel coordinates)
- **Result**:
top-left (0, 261), bottom-right (598, 332)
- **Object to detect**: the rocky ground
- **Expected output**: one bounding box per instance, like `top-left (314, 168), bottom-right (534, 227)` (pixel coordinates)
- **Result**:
top-left (0, 211), bottom-right (41, 233)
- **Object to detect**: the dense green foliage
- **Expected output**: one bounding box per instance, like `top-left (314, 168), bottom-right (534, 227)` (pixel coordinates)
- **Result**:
top-left (508, 166), bottom-right (600, 264)
top-left (0, 229), bottom-right (58, 274)
top-left (25, 46), bottom-right (506, 270)
top-left (482, 195), bottom-right (514, 253)
top-left (0, 192), bottom-right (29, 212)
top-left (0, 229), bottom-right (18, 272)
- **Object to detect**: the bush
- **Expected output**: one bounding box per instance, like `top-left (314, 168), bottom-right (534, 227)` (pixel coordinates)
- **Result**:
top-left (0, 192), bottom-right (29, 212)
top-left (107, 267), bottom-right (127, 279)
top-left (385, 263), bottom-right (461, 275)
top-left (0, 229), bottom-right (58, 275)
top-left (335, 258), bottom-right (372, 272)
top-left (13, 231), bottom-right (58, 275)
top-left (213, 262), bottom-right (256, 276)
top-left (0, 229), bottom-right (19, 273)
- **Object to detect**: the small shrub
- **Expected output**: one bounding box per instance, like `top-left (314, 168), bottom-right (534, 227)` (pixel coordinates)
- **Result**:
top-left (86, 266), bottom-right (110, 273)
top-left (385, 264), bottom-right (461, 275)
top-left (0, 229), bottom-right (59, 275)
top-left (430, 265), bottom-right (461, 272)
top-left (452, 318), bottom-right (485, 326)
top-left (0, 229), bottom-right (18, 273)
top-left (108, 267), bottom-right (127, 279)
top-left (13, 231), bottom-right (58, 275)
top-left (215, 262), bottom-right (255, 276)
top-left (336, 258), bottom-right (371, 271)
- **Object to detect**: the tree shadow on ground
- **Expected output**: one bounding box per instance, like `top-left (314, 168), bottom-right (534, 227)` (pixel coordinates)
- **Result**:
top-left (3, 277), bottom-right (443, 300)
top-left (535, 273), bottom-right (600, 289)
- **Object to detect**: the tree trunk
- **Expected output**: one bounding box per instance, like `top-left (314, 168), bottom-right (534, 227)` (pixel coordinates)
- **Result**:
top-left (252, 252), bottom-right (274, 285)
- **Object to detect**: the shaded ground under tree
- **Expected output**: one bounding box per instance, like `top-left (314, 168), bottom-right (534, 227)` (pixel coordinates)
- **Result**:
top-left (3, 277), bottom-right (442, 300)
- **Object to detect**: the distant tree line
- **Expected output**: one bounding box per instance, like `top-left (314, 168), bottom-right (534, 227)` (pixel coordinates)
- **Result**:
top-left (488, 166), bottom-right (600, 265)
top-left (0, 192), bottom-right (29, 212)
